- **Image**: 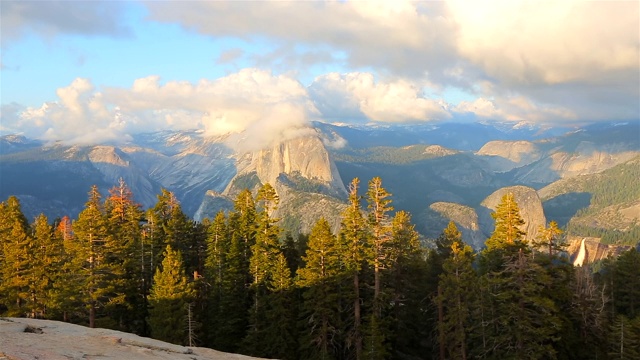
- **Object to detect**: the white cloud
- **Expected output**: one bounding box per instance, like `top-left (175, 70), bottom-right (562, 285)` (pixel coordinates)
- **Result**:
top-left (7, 70), bottom-right (320, 149)
top-left (449, 0), bottom-right (639, 85)
top-left (454, 96), bottom-right (576, 123)
top-left (310, 72), bottom-right (451, 123)
top-left (8, 78), bottom-right (128, 144)
top-left (142, 0), bottom-right (639, 122)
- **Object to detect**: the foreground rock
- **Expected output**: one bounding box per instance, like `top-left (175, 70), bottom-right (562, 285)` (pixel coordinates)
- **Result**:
top-left (0, 318), bottom-right (267, 360)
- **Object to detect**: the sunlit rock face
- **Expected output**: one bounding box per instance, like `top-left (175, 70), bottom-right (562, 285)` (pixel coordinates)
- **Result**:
top-left (479, 185), bottom-right (547, 243)
top-left (229, 134), bottom-right (347, 196)
top-left (566, 236), bottom-right (632, 265)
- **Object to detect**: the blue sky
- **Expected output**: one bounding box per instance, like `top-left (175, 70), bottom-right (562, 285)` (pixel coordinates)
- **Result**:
top-left (1, 1), bottom-right (638, 144)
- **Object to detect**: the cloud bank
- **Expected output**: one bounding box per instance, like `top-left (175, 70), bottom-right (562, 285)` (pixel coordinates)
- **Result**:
top-left (1, 0), bottom-right (638, 146)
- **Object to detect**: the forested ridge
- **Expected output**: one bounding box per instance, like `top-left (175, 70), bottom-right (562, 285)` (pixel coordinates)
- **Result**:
top-left (1, 178), bottom-right (639, 360)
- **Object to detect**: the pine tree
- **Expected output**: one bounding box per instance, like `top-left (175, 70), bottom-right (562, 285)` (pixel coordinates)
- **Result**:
top-left (613, 249), bottom-right (640, 318)
top-left (263, 252), bottom-right (296, 359)
top-left (481, 192), bottom-right (527, 274)
top-left (27, 213), bottom-right (61, 319)
top-left (203, 211), bottom-right (229, 345)
top-left (0, 196), bottom-right (32, 316)
top-left (366, 176), bottom-right (394, 307)
top-left (608, 314), bottom-right (640, 360)
top-left (102, 179), bottom-right (145, 331)
top-left (68, 185), bottom-right (121, 328)
top-left (532, 221), bottom-right (565, 258)
top-left (244, 183), bottom-right (284, 356)
top-left (148, 245), bottom-right (194, 345)
top-left (436, 225), bottom-right (476, 360)
top-left (386, 211), bottom-right (430, 359)
top-left (338, 178), bottom-right (369, 360)
top-left (213, 189), bottom-right (256, 352)
top-left (483, 249), bottom-right (561, 359)
top-left (297, 218), bottom-right (343, 359)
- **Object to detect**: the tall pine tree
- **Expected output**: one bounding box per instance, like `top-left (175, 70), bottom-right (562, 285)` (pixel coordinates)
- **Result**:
top-left (148, 245), bottom-right (194, 345)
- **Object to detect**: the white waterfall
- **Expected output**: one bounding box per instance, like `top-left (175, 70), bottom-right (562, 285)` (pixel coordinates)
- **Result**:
top-left (573, 238), bottom-right (587, 266)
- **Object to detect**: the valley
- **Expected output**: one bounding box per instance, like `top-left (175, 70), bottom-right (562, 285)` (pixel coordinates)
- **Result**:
top-left (1, 121), bottom-right (639, 258)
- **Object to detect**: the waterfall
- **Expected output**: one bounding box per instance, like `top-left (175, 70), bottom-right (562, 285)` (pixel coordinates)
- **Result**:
top-left (573, 238), bottom-right (587, 266)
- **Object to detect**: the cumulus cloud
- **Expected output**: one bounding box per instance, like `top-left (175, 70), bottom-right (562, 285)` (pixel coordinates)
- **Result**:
top-left (1, 0), bottom-right (131, 42)
top-left (144, 0), bottom-right (458, 80)
top-left (449, 0), bottom-right (639, 85)
top-left (6, 70), bottom-right (321, 149)
top-left (103, 69), bottom-right (318, 150)
top-left (454, 96), bottom-right (576, 123)
top-left (143, 0), bottom-right (639, 123)
top-left (310, 72), bottom-right (451, 123)
top-left (4, 78), bottom-right (128, 144)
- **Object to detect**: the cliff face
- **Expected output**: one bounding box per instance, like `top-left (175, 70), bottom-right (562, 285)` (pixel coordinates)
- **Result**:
top-left (566, 236), bottom-right (632, 265)
top-left (426, 202), bottom-right (485, 250)
top-left (226, 133), bottom-right (346, 197)
top-left (195, 132), bottom-right (348, 233)
top-left (479, 185), bottom-right (547, 242)
top-left (476, 140), bottom-right (542, 172)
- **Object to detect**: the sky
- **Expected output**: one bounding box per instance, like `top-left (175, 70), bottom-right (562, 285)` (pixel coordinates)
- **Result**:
top-left (1, 0), bottom-right (639, 145)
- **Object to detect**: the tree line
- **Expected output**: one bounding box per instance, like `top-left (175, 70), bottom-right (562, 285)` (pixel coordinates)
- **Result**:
top-left (1, 177), bottom-right (639, 359)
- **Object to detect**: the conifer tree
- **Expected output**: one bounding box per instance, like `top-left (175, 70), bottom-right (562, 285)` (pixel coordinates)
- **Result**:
top-left (436, 224), bottom-right (476, 360)
top-left (214, 189), bottom-right (256, 352)
top-left (338, 178), bottom-right (369, 360)
top-left (69, 185), bottom-right (124, 328)
top-left (263, 252), bottom-right (296, 359)
top-left (0, 196), bottom-right (32, 316)
top-left (203, 211), bottom-right (228, 345)
top-left (481, 192), bottom-right (527, 274)
top-left (483, 249), bottom-right (561, 359)
top-left (297, 218), bottom-right (343, 359)
top-left (532, 221), bottom-right (565, 258)
top-left (613, 249), bottom-right (640, 318)
top-left (27, 214), bottom-right (62, 318)
top-left (366, 177), bottom-right (394, 304)
top-left (148, 245), bottom-right (194, 345)
top-left (104, 178), bottom-right (146, 333)
top-left (608, 314), bottom-right (640, 360)
top-left (244, 183), bottom-right (284, 356)
top-left (386, 211), bottom-right (429, 358)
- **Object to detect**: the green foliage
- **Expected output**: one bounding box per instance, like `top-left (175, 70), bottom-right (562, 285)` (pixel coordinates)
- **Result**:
top-left (436, 235), bottom-right (476, 360)
top-left (334, 145), bottom-right (450, 164)
top-left (148, 245), bottom-right (194, 345)
top-left (1, 175), bottom-right (639, 360)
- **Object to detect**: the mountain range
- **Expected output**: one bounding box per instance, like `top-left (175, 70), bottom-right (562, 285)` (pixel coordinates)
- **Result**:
top-left (1, 121), bottom-right (638, 260)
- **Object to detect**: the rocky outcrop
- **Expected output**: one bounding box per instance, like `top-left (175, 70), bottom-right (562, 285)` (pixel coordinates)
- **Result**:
top-left (476, 140), bottom-right (542, 172)
top-left (426, 202), bottom-right (485, 250)
top-left (479, 185), bottom-right (546, 243)
top-left (228, 133), bottom-right (346, 197)
top-left (0, 317), bottom-right (267, 360)
top-left (194, 133), bottom-right (348, 231)
top-left (566, 236), bottom-right (632, 265)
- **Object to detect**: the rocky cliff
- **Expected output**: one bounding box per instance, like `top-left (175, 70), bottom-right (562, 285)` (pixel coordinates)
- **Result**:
top-left (479, 185), bottom-right (547, 242)
top-left (195, 132), bottom-right (348, 233)
top-left (227, 133), bottom-right (346, 197)
top-left (566, 236), bottom-right (632, 265)
top-left (424, 202), bottom-right (485, 250)
top-left (476, 140), bottom-right (542, 172)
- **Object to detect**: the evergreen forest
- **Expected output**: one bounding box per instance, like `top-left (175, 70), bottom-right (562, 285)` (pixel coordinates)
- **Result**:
top-left (1, 177), bottom-right (639, 360)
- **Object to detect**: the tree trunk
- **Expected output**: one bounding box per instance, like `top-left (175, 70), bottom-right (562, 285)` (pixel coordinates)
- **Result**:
top-left (89, 301), bottom-right (95, 328)
top-left (438, 285), bottom-right (445, 360)
top-left (354, 271), bottom-right (362, 360)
